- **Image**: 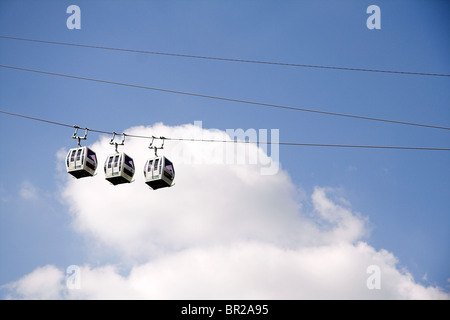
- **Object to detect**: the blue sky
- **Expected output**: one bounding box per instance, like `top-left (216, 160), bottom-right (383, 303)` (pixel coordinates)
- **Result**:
top-left (0, 0), bottom-right (449, 299)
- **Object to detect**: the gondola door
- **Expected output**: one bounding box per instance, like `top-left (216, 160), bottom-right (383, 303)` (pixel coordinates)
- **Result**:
top-left (105, 154), bottom-right (121, 178)
top-left (152, 157), bottom-right (161, 180)
top-left (74, 148), bottom-right (84, 170)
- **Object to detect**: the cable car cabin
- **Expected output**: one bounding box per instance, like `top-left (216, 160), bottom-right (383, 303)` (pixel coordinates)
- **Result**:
top-left (104, 152), bottom-right (135, 185)
top-left (66, 146), bottom-right (98, 179)
top-left (144, 156), bottom-right (175, 190)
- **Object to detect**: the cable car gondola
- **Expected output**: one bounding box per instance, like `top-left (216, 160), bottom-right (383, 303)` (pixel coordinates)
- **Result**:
top-left (66, 127), bottom-right (98, 178)
top-left (104, 133), bottom-right (135, 185)
top-left (144, 156), bottom-right (175, 190)
top-left (144, 137), bottom-right (175, 190)
top-left (66, 146), bottom-right (98, 178)
top-left (104, 152), bottom-right (135, 185)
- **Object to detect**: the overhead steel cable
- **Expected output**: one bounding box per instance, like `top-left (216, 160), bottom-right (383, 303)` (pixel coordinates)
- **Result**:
top-left (1, 64), bottom-right (449, 131)
top-left (1, 109), bottom-right (449, 151)
top-left (1, 35), bottom-right (449, 77)
top-left (0, 109), bottom-right (74, 129)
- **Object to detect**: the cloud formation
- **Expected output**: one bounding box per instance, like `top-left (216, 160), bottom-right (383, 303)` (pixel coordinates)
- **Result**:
top-left (4, 123), bottom-right (449, 299)
top-left (19, 180), bottom-right (38, 201)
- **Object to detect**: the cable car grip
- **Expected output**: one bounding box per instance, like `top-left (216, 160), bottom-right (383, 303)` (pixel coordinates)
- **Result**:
top-left (149, 136), bottom-right (165, 156)
top-left (110, 132), bottom-right (126, 153)
top-left (72, 125), bottom-right (88, 147)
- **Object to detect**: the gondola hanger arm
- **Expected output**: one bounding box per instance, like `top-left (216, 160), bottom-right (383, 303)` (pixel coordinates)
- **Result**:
top-left (148, 136), bottom-right (166, 156)
top-left (110, 131), bottom-right (126, 153)
top-left (72, 125), bottom-right (88, 147)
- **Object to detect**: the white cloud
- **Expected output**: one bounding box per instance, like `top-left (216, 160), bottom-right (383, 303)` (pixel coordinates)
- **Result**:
top-left (4, 243), bottom-right (448, 300)
top-left (59, 123), bottom-right (313, 256)
top-left (3, 265), bottom-right (64, 300)
top-left (5, 123), bottom-right (450, 300)
top-left (311, 187), bottom-right (367, 244)
top-left (19, 180), bottom-right (38, 201)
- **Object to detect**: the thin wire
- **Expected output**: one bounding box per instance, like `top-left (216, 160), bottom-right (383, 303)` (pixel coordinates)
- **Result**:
top-left (1, 109), bottom-right (449, 151)
top-left (1, 35), bottom-right (449, 77)
top-left (1, 64), bottom-right (449, 131)
top-left (0, 110), bottom-right (74, 129)
top-left (167, 137), bottom-right (450, 151)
